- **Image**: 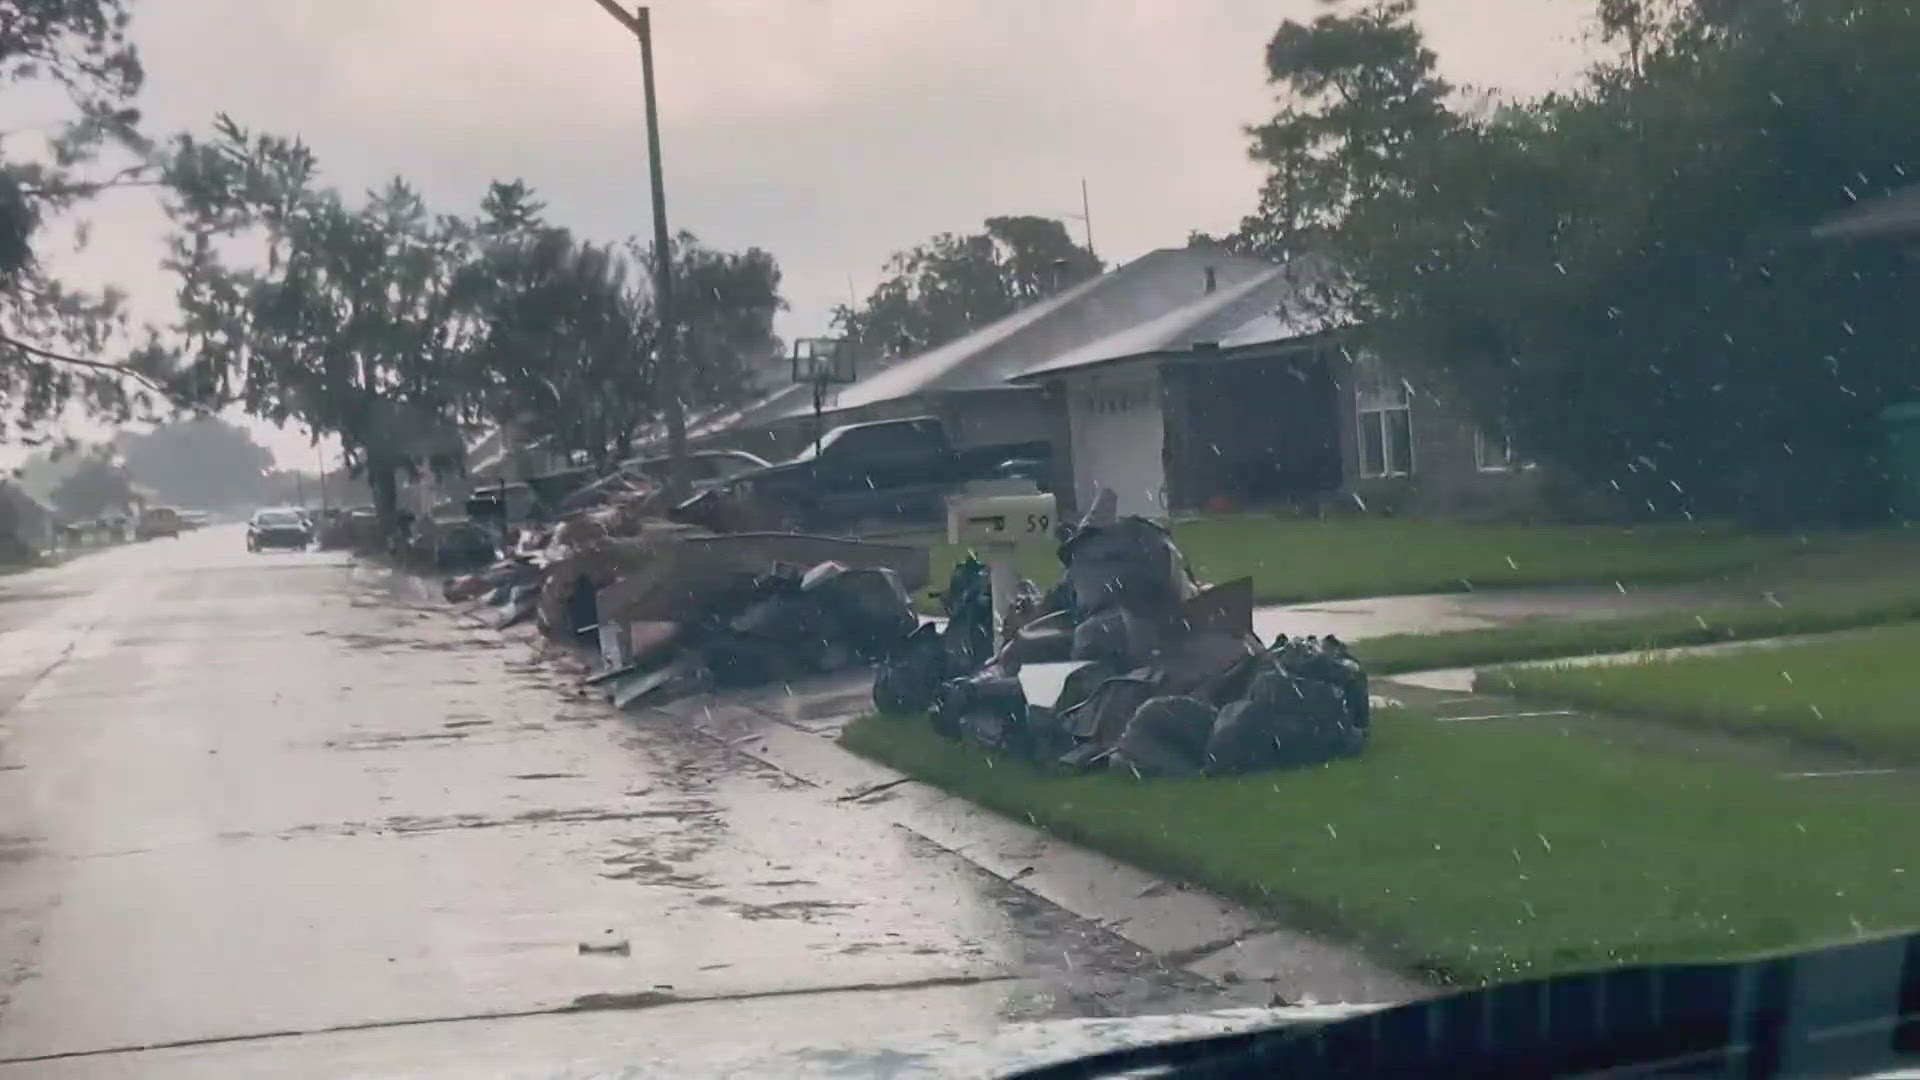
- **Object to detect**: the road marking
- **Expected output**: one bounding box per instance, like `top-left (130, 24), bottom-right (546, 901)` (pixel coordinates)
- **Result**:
top-left (1434, 710), bottom-right (1576, 724)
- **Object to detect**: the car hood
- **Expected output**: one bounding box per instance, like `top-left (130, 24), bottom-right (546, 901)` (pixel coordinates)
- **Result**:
top-left (721, 460), bottom-right (810, 485)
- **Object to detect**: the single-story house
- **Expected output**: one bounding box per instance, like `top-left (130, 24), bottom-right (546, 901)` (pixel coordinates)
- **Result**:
top-left (1013, 277), bottom-right (1545, 521)
top-left (642, 242), bottom-right (1548, 522)
top-left (691, 246), bottom-right (1290, 466)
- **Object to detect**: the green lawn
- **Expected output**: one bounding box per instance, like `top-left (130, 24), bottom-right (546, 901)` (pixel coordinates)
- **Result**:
top-left (842, 709), bottom-right (1920, 985)
top-left (1488, 622), bottom-right (1920, 762)
top-left (1355, 575), bottom-right (1920, 674)
top-left (923, 516), bottom-right (1798, 610)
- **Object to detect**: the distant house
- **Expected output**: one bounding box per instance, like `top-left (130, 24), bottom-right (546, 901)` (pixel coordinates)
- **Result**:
top-left (0, 480), bottom-right (55, 560)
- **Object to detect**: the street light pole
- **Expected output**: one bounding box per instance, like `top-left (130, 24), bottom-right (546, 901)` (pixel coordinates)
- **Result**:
top-left (589, 1), bottom-right (687, 500)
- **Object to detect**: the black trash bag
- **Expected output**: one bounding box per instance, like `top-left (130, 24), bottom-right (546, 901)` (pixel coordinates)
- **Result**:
top-left (931, 672), bottom-right (1031, 756)
top-left (1205, 663), bottom-right (1365, 777)
top-left (1053, 659), bottom-right (1124, 715)
top-left (1070, 608), bottom-right (1131, 666)
top-left (1267, 634), bottom-right (1370, 729)
top-left (874, 622), bottom-right (946, 716)
top-left (941, 554), bottom-right (995, 671)
top-left (566, 575), bottom-right (598, 637)
top-left (1023, 704), bottom-right (1076, 762)
top-left (1110, 696), bottom-right (1217, 779)
top-left (703, 633), bottom-right (781, 688)
top-left (802, 561), bottom-right (917, 661)
top-left (1059, 516), bottom-right (1195, 618)
top-left (731, 593), bottom-right (846, 670)
top-left (1203, 695), bottom-right (1335, 776)
top-left (1062, 672), bottom-right (1156, 745)
top-left (997, 609), bottom-right (1076, 670)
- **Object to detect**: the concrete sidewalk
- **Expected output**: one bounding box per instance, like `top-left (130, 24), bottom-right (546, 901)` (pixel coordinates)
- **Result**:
top-left (1249, 584), bottom-right (1718, 646)
top-left (1374, 673), bottom-right (1912, 785)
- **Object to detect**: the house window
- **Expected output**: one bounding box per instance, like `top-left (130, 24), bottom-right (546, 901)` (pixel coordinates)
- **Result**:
top-left (1355, 355), bottom-right (1413, 478)
top-left (1475, 427), bottom-right (1514, 472)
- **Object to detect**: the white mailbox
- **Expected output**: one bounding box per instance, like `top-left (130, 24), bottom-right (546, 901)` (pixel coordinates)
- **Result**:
top-left (945, 491), bottom-right (1059, 644)
top-left (946, 492), bottom-right (1058, 546)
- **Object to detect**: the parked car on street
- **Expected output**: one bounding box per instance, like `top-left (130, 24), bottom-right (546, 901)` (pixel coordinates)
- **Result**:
top-left (133, 505), bottom-right (182, 540)
top-left (246, 507), bottom-right (313, 552)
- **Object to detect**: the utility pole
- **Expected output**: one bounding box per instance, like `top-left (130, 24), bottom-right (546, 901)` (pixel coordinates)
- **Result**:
top-left (1080, 178), bottom-right (1096, 261)
top-left (589, 1), bottom-right (686, 500)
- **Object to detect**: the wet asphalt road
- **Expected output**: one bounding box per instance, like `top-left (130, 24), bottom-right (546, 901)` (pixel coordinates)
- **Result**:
top-left (0, 526), bottom-right (1252, 1076)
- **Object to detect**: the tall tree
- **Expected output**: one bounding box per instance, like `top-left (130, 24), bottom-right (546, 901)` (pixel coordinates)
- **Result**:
top-left (672, 236), bottom-right (784, 413)
top-left (161, 117), bottom-right (469, 529)
top-left (833, 215), bottom-right (1099, 359)
top-left (457, 219), bottom-right (656, 474)
top-left (115, 415), bottom-right (275, 509)
top-left (1342, 0), bottom-right (1920, 525)
top-left (458, 174), bottom-right (784, 474)
top-left (47, 447), bottom-right (133, 519)
top-left (1232, 0), bottom-right (1454, 258)
top-left (0, 0), bottom-right (172, 441)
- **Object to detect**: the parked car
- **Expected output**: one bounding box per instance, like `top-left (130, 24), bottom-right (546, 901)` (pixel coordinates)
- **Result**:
top-left (176, 510), bottom-right (212, 531)
top-left (618, 449), bottom-right (771, 492)
top-left (133, 506), bottom-right (183, 540)
top-left (246, 507), bottom-right (313, 552)
top-left (675, 416), bottom-right (1051, 533)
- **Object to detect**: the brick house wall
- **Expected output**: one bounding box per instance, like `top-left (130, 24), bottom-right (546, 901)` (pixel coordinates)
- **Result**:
top-left (1328, 350), bottom-right (1550, 519)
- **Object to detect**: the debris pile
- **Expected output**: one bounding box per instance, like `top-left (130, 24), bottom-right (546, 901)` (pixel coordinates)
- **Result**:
top-left (874, 490), bottom-right (1370, 778)
top-left (441, 466), bottom-right (929, 710)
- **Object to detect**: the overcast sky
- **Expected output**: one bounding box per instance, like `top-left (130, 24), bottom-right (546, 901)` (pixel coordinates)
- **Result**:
top-left (44, 0), bottom-right (1600, 467)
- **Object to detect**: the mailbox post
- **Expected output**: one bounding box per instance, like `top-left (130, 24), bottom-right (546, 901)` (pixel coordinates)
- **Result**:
top-left (946, 486), bottom-right (1058, 645)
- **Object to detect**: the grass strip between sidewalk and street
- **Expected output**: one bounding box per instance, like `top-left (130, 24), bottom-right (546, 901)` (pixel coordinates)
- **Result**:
top-left (841, 708), bottom-right (1920, 986)
top-left (923, 517), bottom-right (1801, 611)
top-left (1352, 578), bottom-right (1920, 674)
top-left (1484, 621), bottom-right (1920, 763)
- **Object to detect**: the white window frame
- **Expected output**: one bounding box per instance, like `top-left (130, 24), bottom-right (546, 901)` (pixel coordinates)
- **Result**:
top-left (1475, 427), bottom-right (1514, 473)
top-left (1354, 355), bottom-right (1414, 479)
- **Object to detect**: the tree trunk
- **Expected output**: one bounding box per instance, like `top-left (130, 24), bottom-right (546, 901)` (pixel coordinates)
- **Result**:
top-left (368, 455), bottom-right (400, 541)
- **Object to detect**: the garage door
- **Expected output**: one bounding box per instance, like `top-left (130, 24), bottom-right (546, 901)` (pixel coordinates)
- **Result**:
top-left (1068, 371), bottom-right (1166, 519)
